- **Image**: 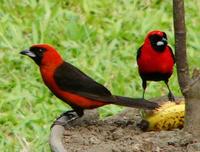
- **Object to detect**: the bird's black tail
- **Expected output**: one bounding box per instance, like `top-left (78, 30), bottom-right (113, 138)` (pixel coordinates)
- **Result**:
top-left (112, 95), bottom-right (159, 110)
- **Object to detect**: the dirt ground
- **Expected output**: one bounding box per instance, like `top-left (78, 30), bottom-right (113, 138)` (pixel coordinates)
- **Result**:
top-left (62, 108), bottom-right (200, 152)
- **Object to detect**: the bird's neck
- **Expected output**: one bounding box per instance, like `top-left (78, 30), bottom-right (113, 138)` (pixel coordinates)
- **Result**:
top-left (39, 60), bottom-right (63, 93)
top-left (39, 53), bottom-right (64, 83)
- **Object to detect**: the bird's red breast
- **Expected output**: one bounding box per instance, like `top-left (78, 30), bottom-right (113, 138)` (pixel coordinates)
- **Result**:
top-left (137, 45), bottom-right (174, 74)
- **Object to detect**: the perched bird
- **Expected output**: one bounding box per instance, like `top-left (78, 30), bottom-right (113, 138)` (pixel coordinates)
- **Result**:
top-left (137, 30), bottom-right (175, 101)
top-left (20, 44), bottom-right (159, 124)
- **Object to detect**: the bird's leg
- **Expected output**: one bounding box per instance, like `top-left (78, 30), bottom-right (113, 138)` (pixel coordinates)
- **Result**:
top-left (51, 110), bottom-right (79, 128)
top-left (142, 79), bottom-right (147, 99)
top-left (139, 79), bottom-right (147, 117)
top-left (165, 80), bottom-right (175, 102)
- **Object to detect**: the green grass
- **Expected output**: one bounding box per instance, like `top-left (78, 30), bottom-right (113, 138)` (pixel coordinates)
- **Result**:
top-left (0, 0), bottom-right (199, 151)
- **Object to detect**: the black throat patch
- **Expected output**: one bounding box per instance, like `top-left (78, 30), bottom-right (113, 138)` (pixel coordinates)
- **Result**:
top-left (149, 34), bottom-right (167, 52)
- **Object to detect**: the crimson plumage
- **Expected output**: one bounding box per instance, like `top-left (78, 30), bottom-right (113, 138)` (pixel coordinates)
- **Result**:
top-left (137, 30), bottom-right (175, 101)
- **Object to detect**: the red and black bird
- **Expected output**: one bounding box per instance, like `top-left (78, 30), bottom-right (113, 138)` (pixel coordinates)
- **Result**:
top-left (137, 30), bottom-right (175, 101)
top-left (20, 44), bottom-right (159, 122)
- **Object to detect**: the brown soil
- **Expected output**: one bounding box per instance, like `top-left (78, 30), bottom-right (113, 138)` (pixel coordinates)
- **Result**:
top-left (63, 108), bottom-right (200, 152)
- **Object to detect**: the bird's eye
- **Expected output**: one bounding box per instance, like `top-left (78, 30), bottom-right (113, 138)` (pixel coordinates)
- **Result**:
top-left (39, 49), bottom-right (43, 52)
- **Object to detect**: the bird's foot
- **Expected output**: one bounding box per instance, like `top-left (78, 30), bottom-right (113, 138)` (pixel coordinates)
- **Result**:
top-left (51, 110), bottom-right (79, 129)
top-left (57, 110), bottom-right (77, 120)
top-left (168, 92), bottom-right (176, 102)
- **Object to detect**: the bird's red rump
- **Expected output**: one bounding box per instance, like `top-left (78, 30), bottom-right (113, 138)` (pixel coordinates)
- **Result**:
top-left (60, 92), bottom-right (107, 109)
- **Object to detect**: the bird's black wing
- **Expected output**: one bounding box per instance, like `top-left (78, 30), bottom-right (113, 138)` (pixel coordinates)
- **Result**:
top-left (54, 61), bottom-right (159, 109)
top-left (136, 46), bottom-right (143, 61)
top-left (168, 46), bottom-right (175, 63)
top-left (54, 61), bottom-right (113, 101)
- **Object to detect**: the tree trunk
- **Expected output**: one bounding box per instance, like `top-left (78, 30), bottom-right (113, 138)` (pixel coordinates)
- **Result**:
top-left (173, 0), bottom-right (200, 139)
top-left (172, 0), bottom-right (190, 97)
top-left (184, 77), bottom-right (200, 139)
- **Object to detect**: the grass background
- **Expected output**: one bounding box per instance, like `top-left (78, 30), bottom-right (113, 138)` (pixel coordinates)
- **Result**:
top-left (0, 0), bottom-right (199, 151)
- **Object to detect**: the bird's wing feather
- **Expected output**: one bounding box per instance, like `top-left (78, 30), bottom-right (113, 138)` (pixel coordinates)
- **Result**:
top-left (53, 62), bottom-right (159, 109)
top-left (168, 46), bottom-right (175, 63)
top-left (136, 46), bottom-right (143, 61)
top-left (53, 61), bottom-right (114, 101)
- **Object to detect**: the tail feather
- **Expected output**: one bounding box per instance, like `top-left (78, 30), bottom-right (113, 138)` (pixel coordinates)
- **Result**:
top-left (113, 96), bottom-right (159, 110)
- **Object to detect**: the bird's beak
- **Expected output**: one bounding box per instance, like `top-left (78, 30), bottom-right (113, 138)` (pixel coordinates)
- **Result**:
top-left (156, 38), bottom-right (168, 46)
top-left (20, 49), bottom-right (36, 58)
top-left (162, 37), bottom-right (167, 43)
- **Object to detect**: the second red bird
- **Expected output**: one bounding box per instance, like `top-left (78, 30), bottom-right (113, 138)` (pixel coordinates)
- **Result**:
top-left (137, 30), bottom-right (175, 101)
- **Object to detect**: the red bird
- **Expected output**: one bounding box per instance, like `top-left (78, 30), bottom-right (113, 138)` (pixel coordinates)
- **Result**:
top-left (20, 44), bottom-right (159, 123)
top-left (137, 30), bottom-right (175, 101)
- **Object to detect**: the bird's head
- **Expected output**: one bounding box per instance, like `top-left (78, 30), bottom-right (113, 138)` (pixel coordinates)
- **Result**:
top-left (20, 44), bottom-right (63, 66)
top-left (145, 30), bottom-right (168, 52)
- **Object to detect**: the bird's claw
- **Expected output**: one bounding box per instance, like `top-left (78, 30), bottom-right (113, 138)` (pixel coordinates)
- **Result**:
top-left (59, 110), bottom-right (77, 120)
top-left (51, 110), bottom-right (79, 129)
